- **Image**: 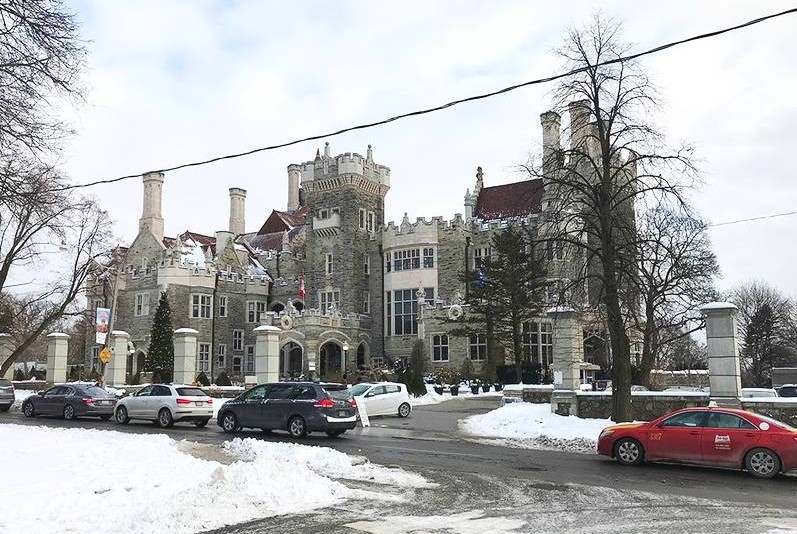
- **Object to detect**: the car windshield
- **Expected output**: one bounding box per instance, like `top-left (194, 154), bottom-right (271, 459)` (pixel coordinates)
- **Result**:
top-left (348, 384), bottom-right (371, 397)
top-left (176, 387), bottom-right (207, 397)
top-left (0, 379), bottom-right (11, 387)
top-left (81, 386), bottom-right (109, 397)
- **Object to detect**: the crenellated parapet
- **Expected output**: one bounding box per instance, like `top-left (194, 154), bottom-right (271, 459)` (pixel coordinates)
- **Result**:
top-left (293, 145), bottom-right (390, 189)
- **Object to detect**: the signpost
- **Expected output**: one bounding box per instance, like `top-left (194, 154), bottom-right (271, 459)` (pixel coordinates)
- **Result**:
top-left (354, 396), bottom-right (370, 427)
top-left (99, 347), bottom-right (112, 365)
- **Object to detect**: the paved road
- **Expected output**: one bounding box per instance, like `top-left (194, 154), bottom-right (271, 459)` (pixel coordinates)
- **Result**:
top-left (3, 398), bottom-right (796, 533)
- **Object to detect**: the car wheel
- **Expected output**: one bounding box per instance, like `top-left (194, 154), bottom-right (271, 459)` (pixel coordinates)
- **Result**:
top-left (398, 402), bottom-right (411, 418)
top-left (156, 408), bottom-right (174, 428)
top-left (63, 404), bottom-right (76, 420)
top-left (614, 438), bottom-right (644, 466)
top-left (326, 430), bottom-right (345, 438)
top-left (221, 412), bottom-right (239, 434)
top-left (745, 448), bottom-right (781, 479)
top-left (99, 414), bottom-right (111, 421)
top-left (287, 415), bottom-right (307, 438)
top-left (23, 402), bottom-right (35, 418)
top-left (194, 419), bottom-right (209, 428)
top-left (115, 406), bottom-right (130, 424)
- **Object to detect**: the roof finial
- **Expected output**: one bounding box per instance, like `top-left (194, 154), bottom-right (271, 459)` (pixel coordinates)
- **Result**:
top-left (315, 148), bottom-right (321, 161)
top-left (474, 166), bottom-right (484, 196)
top-left (366, 144), bottom-right (373, 162)
top-left (324, 142), bottom-right (330, 158)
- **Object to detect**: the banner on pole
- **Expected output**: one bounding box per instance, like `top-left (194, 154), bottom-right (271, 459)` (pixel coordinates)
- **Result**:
top-left (95, 307), bottom-right (111, 344)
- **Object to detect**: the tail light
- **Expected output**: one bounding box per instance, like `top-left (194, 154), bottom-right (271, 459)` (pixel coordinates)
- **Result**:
top-left (206, 398), bottom-right (213, 404)
top-left (81, 398), bottom-right (94, 405)
top-left (176, 398), bottom-right (192, 405)
top-left (349, 398), bottom-right (357, 408)
top-left (314, 398), bottom-right (336, 408)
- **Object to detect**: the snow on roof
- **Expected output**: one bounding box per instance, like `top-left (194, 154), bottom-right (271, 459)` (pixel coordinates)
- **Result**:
top-left (700, 301), bottom-right (738, 312)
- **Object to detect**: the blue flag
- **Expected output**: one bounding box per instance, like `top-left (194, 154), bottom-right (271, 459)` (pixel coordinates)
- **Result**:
top-left (476, 267), bottom-right (486, 288)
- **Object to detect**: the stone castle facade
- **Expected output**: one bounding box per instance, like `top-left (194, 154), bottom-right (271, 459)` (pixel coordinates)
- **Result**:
top-left (85, 106), bottom-right (619, 383)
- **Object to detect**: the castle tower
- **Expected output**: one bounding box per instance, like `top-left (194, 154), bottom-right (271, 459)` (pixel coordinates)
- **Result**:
top-left (540, 111), bottom-right (561, 175)
top-left (287, 164), bottom-right (301, 211)
top-left (139, 171), bottom-right (165, 243)
top-left (229, 187), bottom-right (246, 236)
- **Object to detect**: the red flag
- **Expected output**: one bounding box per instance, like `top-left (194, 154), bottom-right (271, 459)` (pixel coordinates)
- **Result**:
top-left (298, 274), bottom-right (306, 298)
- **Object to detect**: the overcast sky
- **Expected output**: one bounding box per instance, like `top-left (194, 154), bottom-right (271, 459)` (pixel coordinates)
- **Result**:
top-left (61, 0), bottom-right (797, 297)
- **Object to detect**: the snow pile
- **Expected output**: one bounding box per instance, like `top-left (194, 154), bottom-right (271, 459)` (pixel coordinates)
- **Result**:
top-left (0, 425), bottom-right (430, 534)
top-left (460, 402), bottom-right (612, 453)
top-left (411, 384), bottom-right (504, 406)
top-left (12, 388), bottom-right (36, 409)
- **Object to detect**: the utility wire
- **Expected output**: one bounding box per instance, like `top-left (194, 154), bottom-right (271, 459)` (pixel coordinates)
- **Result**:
top-left (55, 6), bottom-right (797, 193)
top-left (707, 210), bottom-right (797, 228)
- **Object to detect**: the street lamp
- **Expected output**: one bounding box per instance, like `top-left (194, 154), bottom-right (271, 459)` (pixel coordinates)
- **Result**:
top-left (342, 342), bottom-right (349, 376)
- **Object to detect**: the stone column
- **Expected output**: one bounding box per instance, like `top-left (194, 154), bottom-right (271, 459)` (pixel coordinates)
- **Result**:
top-left (106, 331), bottom-right (129, 387)
top-left (305, 338), bottom-right (319, 380)
top-left (700, 302), bottom-right (742, 405)
top-left (0, 333), bottom-right (13, 380)
top-left (548, 307), bottom-right (583, 416)
top-left (173, 328), bottom-right (199, 385)
top-left (254, 325), bottom-right (281, 383)
top-left (46, 332), bottom-right (70, 384)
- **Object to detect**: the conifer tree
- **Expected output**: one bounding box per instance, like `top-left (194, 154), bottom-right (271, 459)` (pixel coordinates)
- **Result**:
top-left (401, 339), bottom-right (428, 397)
top-left (146, 292), bottom-right (174, 382)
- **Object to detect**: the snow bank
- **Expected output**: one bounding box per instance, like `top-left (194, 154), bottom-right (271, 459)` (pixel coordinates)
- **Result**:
top-left (460, 402), bottom-right (612, 453)
top-left (411, 384), bottom-right (504, 406)
top-left (0, 425), bottom-right (430, 534)
top-left (12, 388), bottom-right (36, 408)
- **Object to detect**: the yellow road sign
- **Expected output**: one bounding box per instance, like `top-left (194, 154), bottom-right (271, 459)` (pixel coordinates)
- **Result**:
top-left (99, 347), bottom-right (111, 364)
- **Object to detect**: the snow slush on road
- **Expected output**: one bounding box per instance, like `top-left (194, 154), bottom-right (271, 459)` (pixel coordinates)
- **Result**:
top-left (0, 425), bottom-right (433, 534)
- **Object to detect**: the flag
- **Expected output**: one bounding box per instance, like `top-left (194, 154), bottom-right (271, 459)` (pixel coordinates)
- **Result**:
top-left (95, 307), bottom-right (111, 344)
top-left (476, 267), bottom-right (486, 288)
top-left (298, 274), bottom-right (306, 298)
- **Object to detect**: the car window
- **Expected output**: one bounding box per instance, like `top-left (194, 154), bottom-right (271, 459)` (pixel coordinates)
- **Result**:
top-left (62, 387), bottom-right (76, 396)
top-left (244, 385), bottom-right (268, 400)
top-left (0, 379), bottom-right (11, 387)
top-left (136, 385), bottom-right (154, 397)
top-left (176, 387), bottom-right (206, 397)
top-left (293, 385), bottom-right (317, 401)
top-left (384, 385), bottom-right (400, 394)
top-left (661, 411), bottom-right (706, 428)
top-left (267, 384), bottom-right (294, 400)
top-left (43, 387), bottom-right (61, 397)
top-left (349, 384), bottom-right (371, 397)
top-left (151, 385), bottom-right (172, 397)
top-left (367, 386), bottom-right (387, 397)
top-left (707, 412), bottom-right (757, 429)
top-left (80, 386), bottom-right (108, 397)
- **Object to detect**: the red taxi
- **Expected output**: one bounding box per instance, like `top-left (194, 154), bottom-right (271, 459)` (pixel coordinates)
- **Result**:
top-left (597, 407), bottom-right (797, 478)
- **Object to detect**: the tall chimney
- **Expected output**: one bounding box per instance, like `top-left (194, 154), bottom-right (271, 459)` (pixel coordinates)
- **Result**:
top-left (229, 187), bottom-right (246, 236)
top-left (540, 111), bottom-right (561, 173)
top-left (139, 171), bottom-right (165, 244)
top-left (287, 164), bottom-right (300, 211)
top-left (568, 100), bottom-right (591, 150)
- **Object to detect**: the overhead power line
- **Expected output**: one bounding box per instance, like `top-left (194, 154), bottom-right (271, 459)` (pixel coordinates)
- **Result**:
top-left (707, 210), bottom-right (797, 228)
top-left (56, 6), bottom-right (797, 193)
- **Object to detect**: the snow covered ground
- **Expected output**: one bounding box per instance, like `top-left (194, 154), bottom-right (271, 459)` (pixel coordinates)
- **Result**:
top-left (0, 425), bottom-right (431, 534)
top-left (410, 384), bottom-right (503, 406)
top-left (460, 402), bottom-right (612, 453)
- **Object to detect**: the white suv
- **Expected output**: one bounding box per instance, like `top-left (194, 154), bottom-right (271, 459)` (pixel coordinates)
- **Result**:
top-left (114, 384), bottom-right (213, 428)
top-left (338, 382), bottom-right (412, 418)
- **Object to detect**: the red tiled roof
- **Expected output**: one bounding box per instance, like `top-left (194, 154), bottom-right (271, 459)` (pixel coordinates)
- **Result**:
top-left (257, 207), bottom-right (307, 235)
top-left (474, 179), bottom-right (544, 219)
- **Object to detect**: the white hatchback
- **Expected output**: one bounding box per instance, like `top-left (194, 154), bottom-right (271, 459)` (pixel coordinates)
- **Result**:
top-left (114, 384), bottom-right (213, 428)
top-left (344, 382), bottom-right (412, 418)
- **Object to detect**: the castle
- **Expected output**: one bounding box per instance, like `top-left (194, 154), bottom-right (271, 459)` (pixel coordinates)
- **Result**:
top-left (85, 105), bottom-right (614, 383)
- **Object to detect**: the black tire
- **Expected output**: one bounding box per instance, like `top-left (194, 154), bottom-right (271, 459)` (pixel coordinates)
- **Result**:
top-left (745, 448), bottom-right (781, 479)
top-left (115, 405), bottom-right (130, 425)
top-left (287, 415), bottom-right (307, 438)
top-left (156, 408), bottom-right (174, 428)
top-left (23, 402), bottom-right (35, 418)
top-left (194, 419), bottom-right (209, 428)
top-left (62, 404), bottom-right (76, 420)
top-left (614, 438), bottom-right (644, 466)
top-left (0, 405), bottom-right (10, 412)
top-left (99, 414), bottom-right (111, 421)
top-left (326, 430), bottom-right (345, 438)
top-left (398, 402), bottom-right (411, 418)
top-left (221, 412), bottom-right (239, 434)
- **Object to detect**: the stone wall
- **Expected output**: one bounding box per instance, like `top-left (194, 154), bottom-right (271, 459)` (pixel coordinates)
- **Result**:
top-left (576, 392), bottom-right (710, 420)
top-left (741, 400), bottom-right (797, 427)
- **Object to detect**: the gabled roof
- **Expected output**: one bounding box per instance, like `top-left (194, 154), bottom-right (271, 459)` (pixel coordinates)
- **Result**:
top-left (474, 179), bottom-right (544, 220)
top-left (162, 230), bottom-right (216, 250)
top-left (257, 207), bottom-right (307, 235)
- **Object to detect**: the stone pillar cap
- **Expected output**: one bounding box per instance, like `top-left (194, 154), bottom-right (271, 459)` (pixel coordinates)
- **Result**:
top-left (46, 332), bottom-right (71, 339)
top-left (546, 306), bottom-right (578, 314)
top-left (700, 302), bottom-right (738, 313)
top-left (174, 328), bottom-right (199, 335)
top-left (110, 330), bottom-right (130, 337)
top-left (254, 325), bottom-right (281, 334)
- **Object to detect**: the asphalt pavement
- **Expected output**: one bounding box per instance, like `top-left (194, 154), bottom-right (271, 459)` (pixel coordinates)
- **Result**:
top-left (3, 397), bottom-right (796, 533)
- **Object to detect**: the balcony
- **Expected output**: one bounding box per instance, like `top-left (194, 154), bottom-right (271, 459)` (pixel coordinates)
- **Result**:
top-left (312, 213), bottom-right (341, 237)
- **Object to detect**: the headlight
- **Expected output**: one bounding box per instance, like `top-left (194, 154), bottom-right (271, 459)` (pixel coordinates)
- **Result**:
top-left (599, 429), bottom-right (614, 440)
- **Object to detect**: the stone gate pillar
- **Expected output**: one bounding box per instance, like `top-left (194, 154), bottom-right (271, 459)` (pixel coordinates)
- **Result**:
top-left (700, 302), bottom-right (742, 406)
top-left (173, 328), bottom-right (199, 385)
top-left (305, 338), bottom-right (319, 380)
top-left (46, 332), bottom-right (70, 384)
top-left (254, 325), bottom-right (280, 383)
top-left (106, 331), bottom-right (129, 387)
top-left (0, 333), bottom-right (13, 380)
top-left (548, 307), bottom-right (583, 416)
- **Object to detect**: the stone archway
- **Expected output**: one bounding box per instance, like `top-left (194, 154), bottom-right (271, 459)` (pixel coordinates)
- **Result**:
top-left (319, 342), bottom-right (343, 380)
top-left (280, 342), bottom-right (303, 378)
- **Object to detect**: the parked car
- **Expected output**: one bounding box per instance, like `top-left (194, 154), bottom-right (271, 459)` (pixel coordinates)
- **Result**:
top-left (22, 384), bottom-right (117, 420)
top-left (776, 384), bottom-right (797, 398)
top-left (0, 378), bottom-right (14, 412)
top-left (597, 407), bottom-right (797, 479)
top-left (217, 382), bottom-right (357, 438)
top-left (331, 382), bottom-right (412, 418)
top-left (741, 388), bottom-right (779, 398)
top-left (114, 384), bottom-right (212, 428)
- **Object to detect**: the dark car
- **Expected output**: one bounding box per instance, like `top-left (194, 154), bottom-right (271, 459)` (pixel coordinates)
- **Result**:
top-left (0, 378), bottom-right (14, 412)
top-left (22, 384), bottom-right (117, 420)
top-left (217, 382), bottom-right (357, 438)
top-left (777, 384), bottom-right (797, 398)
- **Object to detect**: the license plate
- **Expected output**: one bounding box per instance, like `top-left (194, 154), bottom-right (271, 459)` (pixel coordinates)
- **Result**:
top-left (96, 400), bottom-right (107, 405)
top-left (338, 410), bottom-right (347, 417)
top-left (195, 401), bottom-right (205, 406)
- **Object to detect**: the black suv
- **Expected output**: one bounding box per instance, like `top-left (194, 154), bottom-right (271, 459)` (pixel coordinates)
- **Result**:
top-left (777, 384), bottom-right (797, 398)
top-left (217, 382), bottom-right (357, 438)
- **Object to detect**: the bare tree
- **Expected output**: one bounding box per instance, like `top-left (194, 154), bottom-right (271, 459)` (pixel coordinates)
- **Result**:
top-left (631, 206), bottom-right (718, 385)
top-left (526, 16), bottom-right (698, 421)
